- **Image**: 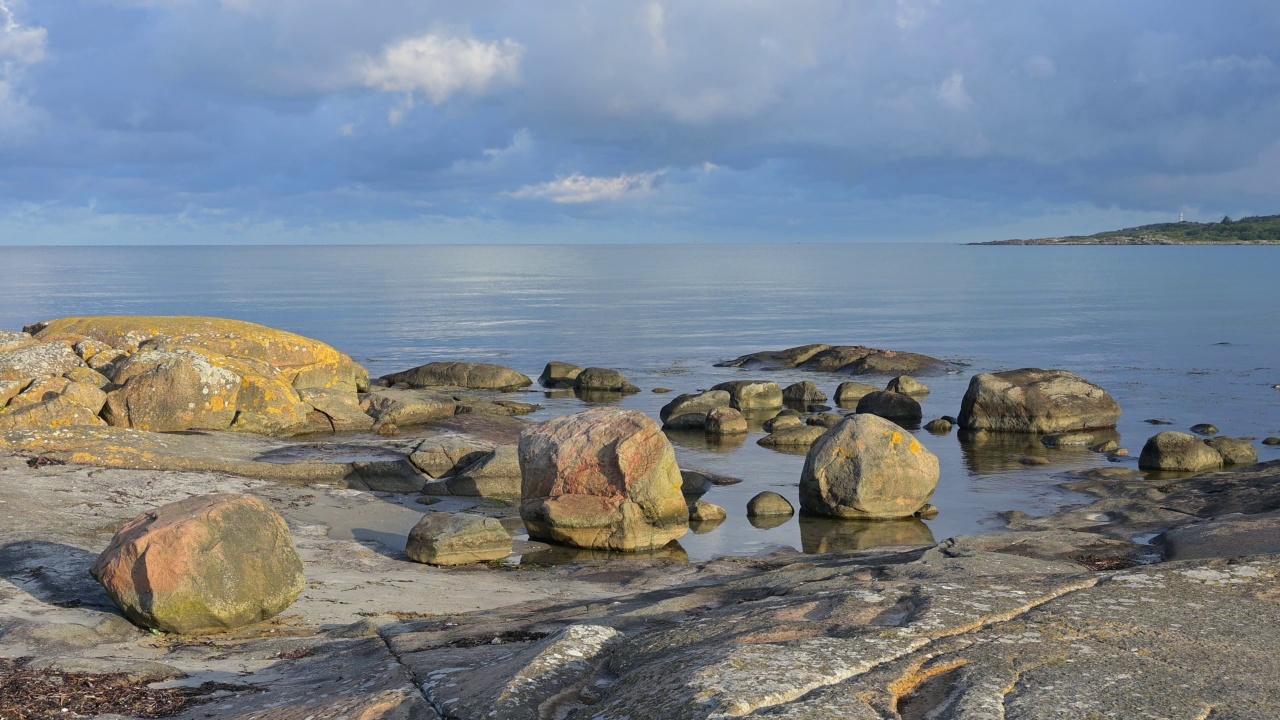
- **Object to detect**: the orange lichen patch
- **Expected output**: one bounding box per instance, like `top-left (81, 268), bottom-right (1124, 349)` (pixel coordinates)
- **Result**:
top-left (2, 377), bottom-right (70, 411)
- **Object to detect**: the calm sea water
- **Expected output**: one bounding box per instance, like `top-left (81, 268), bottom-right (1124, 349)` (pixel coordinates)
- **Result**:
top-left (2, 244), bottom-right (1278, 560)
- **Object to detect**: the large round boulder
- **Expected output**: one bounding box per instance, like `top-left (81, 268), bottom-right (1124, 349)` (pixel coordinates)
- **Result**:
top-left (800, 414), bottom-right (940, 519)
top-left (957, 368), bottom-right (1121, 433)
top-left (855, 391), bottom-right (923, 425)
top-left (574, 367), bottom-right (640, 394)
top-left (89, 493), bottom-right (305, 634)
top-left (383, 361), bottom-right (532, 391)
top-left (1139, 432), bottom-right (1224, 472)
top-left (710, 380), bottom-right (783, 411)
top-left (519, 408), bottom-right (687, 551)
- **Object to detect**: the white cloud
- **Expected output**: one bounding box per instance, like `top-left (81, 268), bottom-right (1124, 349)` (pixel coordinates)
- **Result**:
top-left (362, 31), bottom-right (523, 105)
top-left (644, 2), bottom-right (668, 58)
top-left (451, 128), bottom-right (534, 174)
top-left (0, 1), bottom-right (46, 66)
top-left (508, 171), bottom-right (665, 204)
top-left (936, 72), bottom-right (972, 110)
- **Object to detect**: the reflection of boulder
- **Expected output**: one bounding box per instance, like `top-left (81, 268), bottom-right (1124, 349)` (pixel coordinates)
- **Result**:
top-left (519, 540), bottom-right (687, 565)
top-left (799, 516), bottom-right (936, 553)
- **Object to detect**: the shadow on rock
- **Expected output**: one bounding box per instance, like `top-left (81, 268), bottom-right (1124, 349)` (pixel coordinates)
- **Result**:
top-left (0, 540), bottom-right (115, 610)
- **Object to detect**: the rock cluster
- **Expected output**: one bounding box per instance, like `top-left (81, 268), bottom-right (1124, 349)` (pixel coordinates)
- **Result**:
top-left (1, 317), bottom-right (371, 436)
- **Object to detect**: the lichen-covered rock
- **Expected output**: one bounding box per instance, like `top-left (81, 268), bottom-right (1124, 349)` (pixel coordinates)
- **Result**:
top-left (0, 342), bottom-right (84, 383)
top-left (382, 361), bottom-right (531, 391)
top-left (102, 349), bottom-right (243, 432)
top-left (800, 414), bottom-right (940, 519)
top-left (295, 388), bottom-right (375, 432)
top-left (519, 407), bottom-right (687, 551)
top-left (704, 406), bottom-right (747, 436)
top-left (0, 330), bottom-right (37, 353)
top-left (710, 380), bottom-right (783, 411)
top-left (659, 390), bottom-right (731, 429)
top-left (573, 367), bottom-right (640, 393)
top-left (537, 361), bottom-right (583, 388)
top-left (834, 381), bottom-right (880, 407)
top-left (405, 512), bottom-right (512, 566)
top-left (855, 390), bottom-right (923, 425)
top-left (89, 493), bottom-right (304, 634)
top-left (1139, 431), bottom-right (1225, 472)
top-left (958, 368), bottom-right (1121, 433)
top-left (1203, 437), bottom-right (1256, 466)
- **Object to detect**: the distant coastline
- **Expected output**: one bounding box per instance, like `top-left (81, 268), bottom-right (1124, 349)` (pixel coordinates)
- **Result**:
top-left (971, 213), bottom-right (1280, 245)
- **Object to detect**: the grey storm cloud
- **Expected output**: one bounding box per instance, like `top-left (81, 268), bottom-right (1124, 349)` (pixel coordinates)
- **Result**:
top-left (1, 0), bottom-right (1278, 244)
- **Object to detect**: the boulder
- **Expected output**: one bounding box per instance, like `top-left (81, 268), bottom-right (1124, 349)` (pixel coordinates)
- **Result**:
top-left (688, 500), bottom-right (727, 523)
top-left (885, 375), bottom-right (929, 396)
top-left (89, 493), bottom-right (304, 634)
top-left (659, 390), bottom-right (731, 429)
top-left (855, 390), bottom-right (923, 425)
top-left (797, 345), bottom-right (947, 375)
top-left (347, 459), bottom-right (427, 493)
top-left (1205, 437), bottom-right (1258, 466)
top-left (957, 368), bottom-right (1121, 433)
top-left (834, 382), bottom-right (880, 407)
top-left (295, 388), bottom-right (375, 432)
top-left (405, 513), bottom-right (512, 566)
top-left (426, 445), bottom-right (522, 498)
top-left (715, 344), bottom-right (831, 370)
top-left (574, 367), bottom-right (640, 394)
top-left (519, 408), bottom-right (687, 551)
top-left (537, 361), bottom-right (583, 389)
top-left (409, 436), bottom-right (496, 478)
top-left (746, 491), bottom-right (794, 517)
top-left (782, 381), bottom-right (828, 406)
top-left (382, 361), bottom-right (532, 392)
top-left (704, 407), bottom-right (747, 436)
top-left (806, 412), bottom-right (845, 428)
top-left (1264, 437), bottom-right (1280, 446)
top-left (710, 380), bottom-right (783, 411)
top-left (1190, 423), bottom-right (1220, 436)
top-left (757, 425), bottom-right (826, 450)
top-left (99, 349), bottom-right (242, 432)
top-left (360, 388), bottom-right (456, 428)
top-left (923, 418), bottom-right (952, 434)
top-left (763, 412), bottom-right (803, 432)
top-left (1138, 432), bottom-right (1225, 472)
top-left (800, 414), bottom-right (940, 519)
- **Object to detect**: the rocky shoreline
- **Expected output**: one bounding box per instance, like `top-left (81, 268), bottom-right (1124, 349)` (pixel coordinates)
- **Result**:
top-left (3, 318), bottom-right (1280, 718)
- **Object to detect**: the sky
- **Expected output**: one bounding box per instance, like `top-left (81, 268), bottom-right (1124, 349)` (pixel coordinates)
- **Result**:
top-left (1, 1), bottom-right (1278, 245)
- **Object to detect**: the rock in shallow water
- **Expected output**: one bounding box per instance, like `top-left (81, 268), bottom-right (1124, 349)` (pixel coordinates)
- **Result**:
top-left (89, 493), bottom-right (305, 634)
top-left (659, 390), bottom-right (730, 429)
top-left (855, 390), bottom-right (923, 425)
top-left (801, 414), bottom-right (939, 519)
top-left (958, 367), bottom-right (1121, 434)
top-left (747, 491), bottom-right (794, 517)
top-left (519, 407), bottom-right (687, 552)
top-left (711, 380), bottom-right (784, 411)
top-left (382, 361), bottom-right (531, 391)
top-left (1139, 431), bottom-right (1224, 472)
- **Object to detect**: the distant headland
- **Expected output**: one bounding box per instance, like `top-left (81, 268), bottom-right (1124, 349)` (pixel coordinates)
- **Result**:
top-left (971, 213), bottom-right (1280, 245)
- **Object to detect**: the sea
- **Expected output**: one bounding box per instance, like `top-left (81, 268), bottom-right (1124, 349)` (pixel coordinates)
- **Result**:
top-left (2, 244), bottom-right (1278, 561)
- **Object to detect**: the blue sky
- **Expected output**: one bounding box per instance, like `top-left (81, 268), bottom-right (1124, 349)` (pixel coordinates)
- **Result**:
top-left (1, 1), bottom-right (1278, 245)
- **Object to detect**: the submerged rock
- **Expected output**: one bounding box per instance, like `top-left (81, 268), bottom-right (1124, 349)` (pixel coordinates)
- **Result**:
top-left (958, 368), bottom-right (1121, 433)
top-left (89, 493), bottom-right (304, 634)
top-left (800, 414), bottom-right (939, 519)
top-left (1190, 423), bottom-right (1220, 436)
top-left (519, 407), bottom-right (687, 552)
top-left (923, 417), bottom-right (953, 434)
top-left (1139, 431), bottom-right (1224, 472)
top-left (405, 513), bottom-right (512, 566)
top-left (757, 425), bottom-right (826, 450)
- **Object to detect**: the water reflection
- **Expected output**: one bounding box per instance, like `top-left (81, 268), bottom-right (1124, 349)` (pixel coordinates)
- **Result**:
top-left (518, 540), bottom-right (688, 565)
top-left (798, 516), bottom-right (935, 553)
top-left (958, 430), bottom-right (1123, 474)
top-left (748, 514), bottom-right (793, 530)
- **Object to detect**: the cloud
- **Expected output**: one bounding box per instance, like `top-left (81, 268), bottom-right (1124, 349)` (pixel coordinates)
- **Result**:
top-left (361, 31), bottom-right (523, 104)
top-left (936, 72), bottom-right (972, 110)
top-left (0, 1), bottom-right (46, 67)
top-left (508, 171), bottom-right (666, 204)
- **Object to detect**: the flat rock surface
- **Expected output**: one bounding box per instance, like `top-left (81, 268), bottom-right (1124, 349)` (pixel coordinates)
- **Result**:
top-left (3, 450), bottom-right (1280, 718)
